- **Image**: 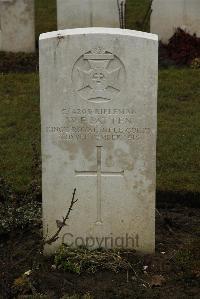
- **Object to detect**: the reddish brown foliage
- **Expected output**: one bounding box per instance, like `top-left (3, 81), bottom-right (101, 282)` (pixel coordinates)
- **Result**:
top-left (160, 28), bottom-right (200, 66)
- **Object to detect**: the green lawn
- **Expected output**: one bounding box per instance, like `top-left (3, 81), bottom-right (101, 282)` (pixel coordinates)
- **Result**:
top-left (0, 74), bottom-right (40, 191)
top-left (157, 68), bottom-right (200, 193)
top-left (0, 0), bottom-right (200, 195)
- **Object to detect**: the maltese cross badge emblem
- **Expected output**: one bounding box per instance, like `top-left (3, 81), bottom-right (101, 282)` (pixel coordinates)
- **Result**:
top-left (72, 47), bottom-right (125, 103)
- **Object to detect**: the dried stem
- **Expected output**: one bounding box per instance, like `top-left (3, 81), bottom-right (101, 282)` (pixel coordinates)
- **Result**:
top-left (44, 188), bottom-right (78, 245)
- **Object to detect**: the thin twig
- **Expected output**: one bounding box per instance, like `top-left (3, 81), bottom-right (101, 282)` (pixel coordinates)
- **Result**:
top-left (44, 188), bottom-right (78, 245)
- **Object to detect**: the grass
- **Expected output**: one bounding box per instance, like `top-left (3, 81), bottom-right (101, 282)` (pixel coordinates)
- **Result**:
top-left (0, 0), bottom-right (200, 195)
top-left (157, 68), bottom-right (200, 193)
top-left (0, 74), bottom-right (40, 191)
top-left (54, 245), bottom-right (136, 274)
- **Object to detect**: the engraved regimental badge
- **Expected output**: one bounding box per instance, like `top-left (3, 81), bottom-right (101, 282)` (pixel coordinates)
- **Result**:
top-left (72, 47), bottom-right (125, 103)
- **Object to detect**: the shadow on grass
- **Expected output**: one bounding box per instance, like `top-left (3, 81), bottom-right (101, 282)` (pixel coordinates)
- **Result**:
top-left (157, 190), bottom-right (200, 209)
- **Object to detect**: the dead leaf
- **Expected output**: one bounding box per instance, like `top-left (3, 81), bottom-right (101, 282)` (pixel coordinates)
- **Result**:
top-left (13, 276), bottom-right (27, 288)
top-left (192, 270), bottom-right (200, 278)
top-left (12, 275), bottom-right (31, 294)
top-left (150, 275), bottom-right (166, 287)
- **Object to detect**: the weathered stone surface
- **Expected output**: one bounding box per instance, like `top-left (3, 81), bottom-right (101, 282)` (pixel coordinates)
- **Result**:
top-left (0, 0), bottom-right (35, 52)
top-left (151, 0), bottom-right (200, 43)
top-left (40, 28), bottom-right (158, 254)
top-left (57, 0), bottom-right (126, 29)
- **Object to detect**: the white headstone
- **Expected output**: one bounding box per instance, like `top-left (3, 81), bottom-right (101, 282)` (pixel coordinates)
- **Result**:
top-left (151, 0), bottom-right (200, 43)
top-left (0, 0), bottom-right (35, 53)
top-left (57, 0), bottom-right (126, 29)
top-left (40, 28), bottom-right (158, 254)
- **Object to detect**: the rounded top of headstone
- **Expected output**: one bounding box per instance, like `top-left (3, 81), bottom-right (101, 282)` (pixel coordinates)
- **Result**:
top-left (39, 27), bottom-right (158, 42)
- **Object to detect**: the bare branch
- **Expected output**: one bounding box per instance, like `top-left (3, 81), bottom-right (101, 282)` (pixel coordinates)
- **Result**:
top-left (44, 188), bottom-right (78, 245)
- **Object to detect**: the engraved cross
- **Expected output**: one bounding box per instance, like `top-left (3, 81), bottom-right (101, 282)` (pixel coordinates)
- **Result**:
top-left (75, 146), bottom-right (124, 224)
